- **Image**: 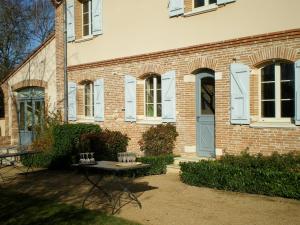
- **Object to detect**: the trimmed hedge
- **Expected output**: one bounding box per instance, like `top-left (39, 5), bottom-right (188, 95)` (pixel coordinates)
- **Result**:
top-left (136, 155), bottom-right (174, 176)
top-left (22, 123), bottom-right (101, 169)
top-left (180, 153), bottom-right (300, 199)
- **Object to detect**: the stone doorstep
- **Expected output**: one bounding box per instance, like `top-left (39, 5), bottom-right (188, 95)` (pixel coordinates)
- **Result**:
top-left (167, 155), bottom-right (212, 174)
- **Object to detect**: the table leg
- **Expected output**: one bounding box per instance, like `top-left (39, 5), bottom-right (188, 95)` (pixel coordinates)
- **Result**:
top-left (82, 169), bottom-right (112, 208)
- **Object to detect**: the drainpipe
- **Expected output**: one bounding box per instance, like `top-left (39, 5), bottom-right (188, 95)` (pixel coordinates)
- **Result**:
top-left (63, 0), bottom-right (68, 122)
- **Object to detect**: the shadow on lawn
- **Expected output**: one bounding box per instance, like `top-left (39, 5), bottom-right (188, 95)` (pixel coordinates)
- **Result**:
top-left (2, 169), bottom-right (157, 215)
top-left (0, 189), bottom-right (140, 225)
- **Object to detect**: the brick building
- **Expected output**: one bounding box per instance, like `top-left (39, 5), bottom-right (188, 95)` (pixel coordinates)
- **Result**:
top-left (1, 0), bottom-right (300, 157)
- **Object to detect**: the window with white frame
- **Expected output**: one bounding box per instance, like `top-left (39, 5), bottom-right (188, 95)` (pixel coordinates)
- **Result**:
top-left (84, 82), bottom-right (94, 117)
top-left (82, 0), bottom-right (92, 36)
top-left (194, 0), bottom-right (217, 8)
top-left (145, 75), bottom-right (162, 118)
top-left (260, 62), bottom-right (295, 120)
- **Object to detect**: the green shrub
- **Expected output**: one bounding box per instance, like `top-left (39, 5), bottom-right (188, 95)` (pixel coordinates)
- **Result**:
top-left (220, 151), bottom-right (300, 172)
top-left (80, 129), bottom-right (130, 161)
top-left (136, 155), bottom-right (174, 176)
top-left (21, 152), bottom-right (52, 168)
top-left (138, 124), bottom-right (178, 156)
top-left (49, 123), bottom-right (101, 168)
top-left (180, 154), bottom-right (300, 199)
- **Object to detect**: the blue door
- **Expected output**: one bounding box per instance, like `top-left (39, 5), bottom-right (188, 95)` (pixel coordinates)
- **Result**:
top-left (17, 88), bottom-right (45, 146)
top-left (196, 72), bottom-right (215, 157)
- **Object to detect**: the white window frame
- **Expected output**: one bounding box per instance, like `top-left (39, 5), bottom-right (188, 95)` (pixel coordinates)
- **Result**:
top-left (144, 75), bottom-right (162, 120)
top-left (82, 0), bottom-right (92, 37)
top-left (258, 62), bottom-right (293, 123)
top-left (193, 0), bottom-right (217, 9)
top-left (84, 82), bottom-right (94, 118)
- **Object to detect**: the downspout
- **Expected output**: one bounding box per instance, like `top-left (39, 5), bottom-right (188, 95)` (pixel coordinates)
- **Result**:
top-left (63, 0), bottom-right (68, 122)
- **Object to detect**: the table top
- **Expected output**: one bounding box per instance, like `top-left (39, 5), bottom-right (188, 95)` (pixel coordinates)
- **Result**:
top-left (73, 161), bottom-right (150, 172)
top-left (0, 151), bottom-right (42, 159)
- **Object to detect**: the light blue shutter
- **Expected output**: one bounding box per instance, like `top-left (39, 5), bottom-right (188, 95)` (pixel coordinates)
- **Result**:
top-left (217, 0), bottom-right (236, 5)
top-left (162, 71), bottom-right (176, 122)
top-left (169, 0), bottom-right (184, 17)
top-left (125, 75), bottom-right (136, 122)
top-left (295, 60), bottom-right (300, 125)
top-left (66, 0), bottom-right (75, 42)
top-left (94, 79), bottom-right (104, 122)
top-left (230, 63), bottom-right (250, 124)
top-left (92, 0), bottom-right (103, 35)
top-left (68, 81), bottom-right (77, 121)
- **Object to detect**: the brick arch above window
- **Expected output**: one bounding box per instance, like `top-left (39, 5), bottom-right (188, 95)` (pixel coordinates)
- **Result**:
top-left (249, 47), bottom-right (298, 68)
top-left (11, 79), bottom-right (48, 92)
top-left (137, 64), bottom-right (165, 79)
top-left (188, 57), bottom-right (218, 74)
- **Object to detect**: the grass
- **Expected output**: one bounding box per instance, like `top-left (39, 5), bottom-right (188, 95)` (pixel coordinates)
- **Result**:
top-left (0, 188), bottom-right (141, 225)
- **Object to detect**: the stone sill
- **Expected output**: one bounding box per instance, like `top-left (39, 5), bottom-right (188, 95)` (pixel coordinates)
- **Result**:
top-left (250, 122), bottom-right (297, 129)
top-left (184, 4), bottom-right (218, 17)
top-left (136, 119), bottom-right (162, 125)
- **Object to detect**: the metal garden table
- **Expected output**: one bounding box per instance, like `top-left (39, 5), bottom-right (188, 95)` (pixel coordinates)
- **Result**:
top-left (0, 150), bottom-right (42, 184)
top-left (73, 161), bottom-right (150, 214)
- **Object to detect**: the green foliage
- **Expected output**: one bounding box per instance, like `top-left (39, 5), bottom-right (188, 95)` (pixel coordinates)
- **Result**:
top-left (139, 124), bottom-right (178, 156)
top-left (136, 155), bottom-right (174, 176)
top-left (50, 124), bottom-right (101, 168)
top-left (180, 152), bottom-right (300, 199)
top-left (80, 129), bottom-right (130, 161)
top-left (21, 152), bottom-right (52, 168)
top-left (0, 188), bottom-right (141, 225)
top-left (220, 151), bottom-right (300, 172)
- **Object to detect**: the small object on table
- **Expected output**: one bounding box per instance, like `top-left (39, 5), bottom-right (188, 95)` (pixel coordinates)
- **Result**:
top-left (79, 152), bottom-right (96, 165)
top-left (118, 152), bottom-right (136, 163)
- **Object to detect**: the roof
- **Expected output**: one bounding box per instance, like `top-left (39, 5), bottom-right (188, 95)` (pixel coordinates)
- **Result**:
top-left (1, 33), bottom-right (55, 84)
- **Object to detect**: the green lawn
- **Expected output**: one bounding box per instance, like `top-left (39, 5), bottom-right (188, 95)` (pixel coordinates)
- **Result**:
top-left (0, 188), bottom-right (141, 225)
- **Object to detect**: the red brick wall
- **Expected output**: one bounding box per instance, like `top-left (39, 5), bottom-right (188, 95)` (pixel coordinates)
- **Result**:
top-left (66, 30), bottom-right (300, 156)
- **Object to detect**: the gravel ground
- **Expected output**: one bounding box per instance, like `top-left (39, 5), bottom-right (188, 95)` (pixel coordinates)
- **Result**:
top-left (3, 169), bottom-right (300, 225)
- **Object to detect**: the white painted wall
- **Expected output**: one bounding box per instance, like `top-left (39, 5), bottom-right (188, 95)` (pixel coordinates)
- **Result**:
top-left (68, 0), bottom-right (300, 66)
top-left (6, 38), bottom-right (57, 137)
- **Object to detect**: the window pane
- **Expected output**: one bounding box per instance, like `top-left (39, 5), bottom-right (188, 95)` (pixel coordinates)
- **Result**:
top-left (157, 90), bottom-right (161, 103)
top-left (262, 64), bottom-right (275, 82)
top-left (209, 0), bottom-right (217, 4)
top-left (83, 25), bottom-right (89, 36)
top-left (201, 77), bottom-right (215, 115)
top-left (146, 104), bottom-right (154, 117)
top-left (85, 106), bottom-right (90, 117)
top-left (281, 100), bottom-right (294, 118)
top-left (146, 77), bottom-right (154, 90)
top-left (261, 82), bottom-right (275, 100)
top-left (146, 89), bottom-right (154, 103)
top-left (157, 104), bottom-right (162, 117)
top-left (83, 1), bottom-right (89, 13)
top-left (27, 102), bottom-right (33, 131)
top-left (281, 81), bottom-right (294, 100)
top-left (19, 102), bottom-right (25, 130)
top-left (157, 76), bottom-right (161, 89)
top-left (83, 13), bottom-right (89, 25)
top-left (281, 63), bottom-right (294, 80)
top-left (194, 0), bottom-right (205, 8)
top-left (262, 101), bottom-right (275, 118)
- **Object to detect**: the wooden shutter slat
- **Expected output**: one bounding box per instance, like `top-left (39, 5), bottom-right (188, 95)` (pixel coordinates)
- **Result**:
top-left (94, 79), bottom-right (104, 122)
top-left (230, 63), bottom-right (250, 124)
top-left (162, 70), bottom-right (176, 122)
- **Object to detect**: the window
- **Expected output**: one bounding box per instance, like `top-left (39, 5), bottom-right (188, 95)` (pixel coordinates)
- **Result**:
top-left (145, 75), bottom-right (162, 118)
top-left (82, 0), bottom-right (92, 36)
top-left (260, 62), bottom-right (295, 120)
top-left (194, 0), bottom-right (217, 8)
top-left (84, 82), bottom-right (94, 117)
